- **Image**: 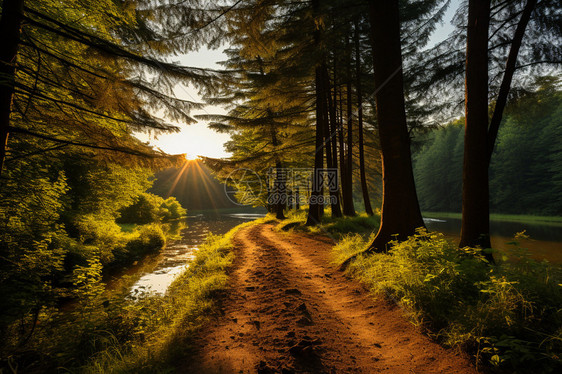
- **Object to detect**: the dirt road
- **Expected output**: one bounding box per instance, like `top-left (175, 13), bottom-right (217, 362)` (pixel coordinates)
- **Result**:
top-left (183, 223), bottom-right (476, 373)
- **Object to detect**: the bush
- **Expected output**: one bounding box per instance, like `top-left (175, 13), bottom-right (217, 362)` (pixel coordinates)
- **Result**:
top-left (335, 229), bottom-right (562, 372)
top-left (118, 193), bottom-right (166, 224)
top-left (118, 194), bottom-right (187, 224)
top-left (160, 197), bottom-right (187, 221)
top-left (115, 225), bottom-right (166, 263)
top-left (72, 214), bottom-right (126, 264)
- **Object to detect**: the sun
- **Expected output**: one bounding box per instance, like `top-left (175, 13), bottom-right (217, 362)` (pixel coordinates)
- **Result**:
top-left (184, 152), bottom-right (198, 161)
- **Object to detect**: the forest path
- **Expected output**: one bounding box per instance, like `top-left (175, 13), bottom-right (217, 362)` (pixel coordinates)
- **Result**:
top-left (182, 223), bottom-right (476, 373)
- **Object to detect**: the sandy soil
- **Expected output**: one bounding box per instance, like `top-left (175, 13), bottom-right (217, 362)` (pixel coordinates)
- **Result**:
top-left (181, 223), bottom-right (477, 373)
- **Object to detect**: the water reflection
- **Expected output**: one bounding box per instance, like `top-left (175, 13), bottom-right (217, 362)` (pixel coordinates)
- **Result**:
top-left (109, 213), bottom-right (266, 297)
top-left (423, 217), bottom-right (562, 263)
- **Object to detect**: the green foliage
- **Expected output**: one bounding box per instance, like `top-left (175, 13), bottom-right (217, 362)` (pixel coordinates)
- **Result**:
top-left (118, 193), bottom-right (167, 224)
top-left (0, 158), bottom-right (70, 333)
top-left (276, 209), bottom-right (380, 238)
top-left (0, 212), bottom-right (265, 373)
top-left (414, 120), bottom-right (464, 212)
top-left (335, 230), bottom-right (562, 371)
top-left (64, 159), bottom-right (153, 220)
top-left (118, 193), bottom-right (187, 224)
top-left (0, 148), bottom-right (172, 358)
top-left (413, 80), bottom-right (562, 215)
top-left (159, 197), bottom-right (187, 221)
top-left (119, 225), bottom-right (166, 263)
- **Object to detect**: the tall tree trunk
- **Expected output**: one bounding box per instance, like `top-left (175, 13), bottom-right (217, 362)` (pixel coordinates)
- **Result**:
top-left (306, 65), bottom-right (325, 225)
top-left (487, 0), bottom-right (536, 165)
top-left (337, 77), bottom-right (347, 215)
top-left (328, 58), bottom-right (344, 215)
top-left (0, 0), bottom-right (24, 176)
top-left (322, 64), bottom-right (342, 218)
top-left (367, 0), bottom-right (425, 252)
top-left (273, 163), bottom-right (286, 219)
top-left (269, 122), bottom-right (285, 220)
top-left (354, 19), bottom-right (374, 216)
top-left (459, 0), bottom-right (494, 262)
top-left (257, 55), bottom-right (285, 220)
top-left (342, 33), bottom-right (356, 216)
top-left (306, 0), bottom-right (326, 225)
top-left (329, 56), bottom-right (339, 178)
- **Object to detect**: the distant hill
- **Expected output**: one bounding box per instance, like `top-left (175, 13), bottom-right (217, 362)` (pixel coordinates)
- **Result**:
top-left (149, 160), bottom-right (240, 211)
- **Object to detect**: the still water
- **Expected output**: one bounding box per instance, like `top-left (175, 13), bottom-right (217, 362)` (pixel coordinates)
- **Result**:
top-left (106, 213), bottom-right (265, 296)
top-left (423, 217), bottom-right (562, 263)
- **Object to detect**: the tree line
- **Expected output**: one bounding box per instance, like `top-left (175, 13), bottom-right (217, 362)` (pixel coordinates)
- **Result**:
top-left (414, 78), bottom-right (562, 216)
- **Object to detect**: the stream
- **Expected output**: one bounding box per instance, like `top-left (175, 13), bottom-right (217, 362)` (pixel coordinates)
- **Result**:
top-left (105, 213), bottom-right (266, 297)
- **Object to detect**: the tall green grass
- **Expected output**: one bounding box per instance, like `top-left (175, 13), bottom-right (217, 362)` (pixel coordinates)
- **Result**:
top-left (276, 209), bottom-right (380, 238)
top-left (0, 219), bottom-right (263, 373)
top-left (334, 230), bottom-right (562, 372)
top-left (81, 218), bottom-right (263, 373)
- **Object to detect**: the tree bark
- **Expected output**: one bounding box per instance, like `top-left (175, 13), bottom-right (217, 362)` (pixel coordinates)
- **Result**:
top-left (342, 33), bottom-right (356, 216)
top-left (329, 56), bottom-right (339, 180)
top-left (322, 64), bottom-right (342, 218)
top-left (328, 58), bottom-right (344, 216)
top-left (487, 0), bottom-right (536, 165)
top-left (354, 19), bottom-right (374, 216)
top-left (459, 0), bottom-right (494, 262)
top-left (306, 66), bottom-right (325, 225)
top-left (257, 55), bottom-right (285, 220)
top-left (0, 0), bottom-right (24, 176)
top-left (268, 120), bottom-right (285, 220)
top-left (337, 76), bottom-right (347, 214)
top-left (367, 0), bottom-right (425, 252)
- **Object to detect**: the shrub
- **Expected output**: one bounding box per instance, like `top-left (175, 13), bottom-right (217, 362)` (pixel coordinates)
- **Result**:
top-left (117, 225), bottom-right (166, 262)
top-left (118, 194), bottom-right (187, 224)
top-left (275, 210), bottom-right (380, 239)
top-left (72, 214), bottom-right (126, 264)
top-left (160, 197), bottom-right (187, 221)
top-left (117, 193), bottom-right (166, 224)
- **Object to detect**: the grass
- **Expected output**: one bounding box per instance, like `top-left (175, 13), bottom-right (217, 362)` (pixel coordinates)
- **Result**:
top-left (275, 209), bottom-right (380, 239)
top-left (1, 217), bottom-right (267, 373)
top-left (117, 223), bottom-right (137, 232)
top-left (333, 230), bottom-right (562, 372)
top-left (80, 217), bottom-right (269, 373)
top-left (423, 212), bottom-right (562, 225)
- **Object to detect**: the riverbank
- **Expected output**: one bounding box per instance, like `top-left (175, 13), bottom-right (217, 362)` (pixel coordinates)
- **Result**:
top-left (0, 217), bottom-right (264, 373)
top-left (6, 213), bottom-right (560, 373)
top-left (81, 218), bottom-right (266, 373)
top-left (423, 212), bottom-right (562, 225)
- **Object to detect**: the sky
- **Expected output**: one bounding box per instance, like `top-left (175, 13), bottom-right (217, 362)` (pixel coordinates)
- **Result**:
top-left (135, 48), bottom-right (232, 159)
top-left (137, 0), bottom-right (460, 160)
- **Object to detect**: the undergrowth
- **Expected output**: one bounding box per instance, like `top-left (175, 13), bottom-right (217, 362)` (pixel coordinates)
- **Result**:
top-left (0, 219), bottom-right (262, 373)
top-left (275, 209), bottom-right (380, 239)
top-left (81, 218), bottom-right (262, 373)
top-left (334, 229), bottom-right (562, 372)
